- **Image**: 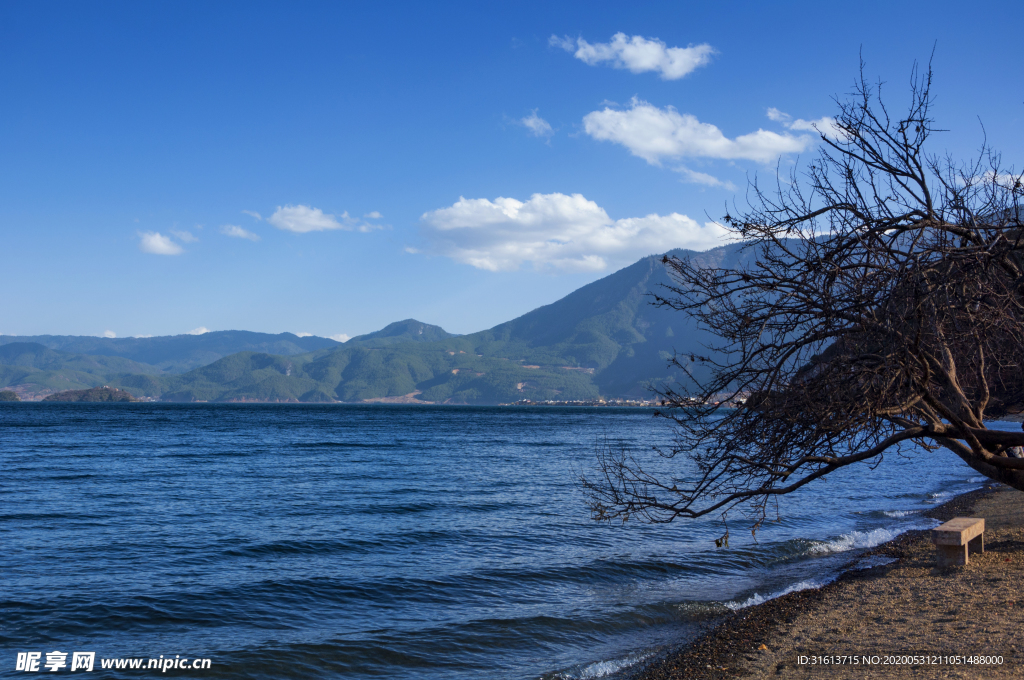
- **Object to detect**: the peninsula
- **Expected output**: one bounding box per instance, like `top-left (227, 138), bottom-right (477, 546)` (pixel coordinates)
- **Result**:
top-left (42, 386), bottom-right (139, 402)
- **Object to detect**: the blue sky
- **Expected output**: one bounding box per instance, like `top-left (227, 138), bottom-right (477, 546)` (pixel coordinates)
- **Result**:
top-left (1, 1), bottom-right (1021, 340)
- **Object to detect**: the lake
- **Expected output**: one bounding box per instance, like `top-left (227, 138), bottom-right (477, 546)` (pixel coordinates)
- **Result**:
top-left (0, 404), bottom-right (991, 678)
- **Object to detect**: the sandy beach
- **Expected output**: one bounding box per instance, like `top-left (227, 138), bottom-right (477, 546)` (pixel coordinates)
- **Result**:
top-left (634, 485), bottom-right (1024, 679)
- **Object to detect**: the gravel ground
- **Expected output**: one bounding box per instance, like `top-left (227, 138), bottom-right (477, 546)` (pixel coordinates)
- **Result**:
top-left (632, 485), bottom-right (1024, 679)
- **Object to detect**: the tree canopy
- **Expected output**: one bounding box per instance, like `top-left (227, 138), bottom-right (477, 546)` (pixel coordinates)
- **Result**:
top-left (583, 61), bottom-right (1024, 527)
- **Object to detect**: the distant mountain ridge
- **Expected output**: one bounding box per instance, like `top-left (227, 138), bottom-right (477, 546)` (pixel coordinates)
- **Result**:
top-left (0, 331), bottom-right (341, 373)
top-left (0, 243), bottom-right (755, 403)
top-left (0, 342), bottom-right (162, 374)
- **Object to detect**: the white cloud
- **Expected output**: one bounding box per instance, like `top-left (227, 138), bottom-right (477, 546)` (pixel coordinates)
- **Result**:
top-left (551, 32), bottom-right (714, 80)
top-left (133, 334), bottom-right (154, 338)
top-left (267, 204), bottom-right (384, 234)
top-left (102, 330), bottom-right (116, 338)
top-left (767, 108), bottom-right (843, 139)
top-left (549, 35), bottom-right (575, 51)
top-left (138, 232), bottom-right (184, 255)
top-left (330, 333), bottom-right (350, 343)
top-left (187, 327), bottom-right (210, 335)
top-left (364, 211), bottom-right (382, 219)
top-left (420, 192), bottom-right (729, 272)
top-left (583, 98), bottom-right (812, 165)
top-left (788, 117), bottom-right (840, 136)
top-left (221, 224), bottom-right (261, 241)
top-left (242, 210), bottom-right (262, 220)
top-left (519, 110), bottom-right (554, 138)
top-left (268, 205), bottom-right (346, 233)
top-left (295, 332), bottom-right (313, 337)
top-left (171, 230), bottom-right (198, 243)
top-left (677, 167), bottom-right (737, 191)
top-left (977, 170), bottom-right (1023, 190)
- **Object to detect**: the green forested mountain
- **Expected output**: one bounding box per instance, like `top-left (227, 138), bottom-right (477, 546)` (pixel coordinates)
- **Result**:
top-left (0, 342), bottom-right (165, 398)
top-left (2, 243), bottom-right (755, 403)
top-left (0, 331), bottom-right (340, 373)
top-left (346, 319), bottom-right (456, 346)
top-left (0, 342), bottom-right (162, 374)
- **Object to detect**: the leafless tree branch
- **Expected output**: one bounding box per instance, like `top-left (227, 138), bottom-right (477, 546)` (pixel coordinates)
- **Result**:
top-left (582, 59), bottom-right (1024, 525)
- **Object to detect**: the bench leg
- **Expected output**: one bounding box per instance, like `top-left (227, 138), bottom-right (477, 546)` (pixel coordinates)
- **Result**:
top-left (968, 534), bottom-right (984, 556)
top-left (936, 544), bottom-right (968, 567)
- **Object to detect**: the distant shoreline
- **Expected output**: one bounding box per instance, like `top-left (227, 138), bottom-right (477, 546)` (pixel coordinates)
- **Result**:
top-left (501, 398), bottom-right (668, 407)
top-left (4, 399), bottom-right (671, 409)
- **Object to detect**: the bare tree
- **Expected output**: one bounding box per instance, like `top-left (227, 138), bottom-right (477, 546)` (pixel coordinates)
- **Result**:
top-left (583, 61), bottom-right (1024, 527)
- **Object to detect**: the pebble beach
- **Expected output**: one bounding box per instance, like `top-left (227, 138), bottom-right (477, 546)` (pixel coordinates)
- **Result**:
top-left (633, 485), bottom-right (1024, 679)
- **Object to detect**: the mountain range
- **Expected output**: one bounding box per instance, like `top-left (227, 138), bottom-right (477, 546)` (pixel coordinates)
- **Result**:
top-left (0, 243), bottom-right (752, 403)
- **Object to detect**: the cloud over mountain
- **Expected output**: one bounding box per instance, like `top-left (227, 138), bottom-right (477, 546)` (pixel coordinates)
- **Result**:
top-left (420, 192), bottom-right (728, 272)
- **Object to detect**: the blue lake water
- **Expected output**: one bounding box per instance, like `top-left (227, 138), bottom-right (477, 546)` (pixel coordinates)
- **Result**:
top-left (0, 404), bottom-right (997, 679)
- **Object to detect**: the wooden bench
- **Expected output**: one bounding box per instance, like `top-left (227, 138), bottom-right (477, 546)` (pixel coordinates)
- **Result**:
top-left (931, 517), bottom-right (985, 567)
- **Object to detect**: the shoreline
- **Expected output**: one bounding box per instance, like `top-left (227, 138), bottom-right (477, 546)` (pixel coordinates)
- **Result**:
top-left (631, 484), bottom-right (1024, 679)
top-left (5, 400), bottom-right (694, 407)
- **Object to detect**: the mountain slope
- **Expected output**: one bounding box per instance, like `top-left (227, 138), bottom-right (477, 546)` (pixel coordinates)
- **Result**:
top-left (458, 243), bottom-right (757, 396)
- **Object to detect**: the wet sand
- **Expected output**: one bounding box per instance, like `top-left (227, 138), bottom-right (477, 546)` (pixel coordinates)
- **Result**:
top-left (633, 485), bottom-right (1024, 679)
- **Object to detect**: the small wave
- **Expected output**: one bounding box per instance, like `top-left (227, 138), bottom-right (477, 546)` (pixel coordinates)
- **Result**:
top-left (806, 520), bottom-right (939, 555)
top-left (881, 509), bottom-right (920, 518)
top-left (548, 651), bottom-right (654, 679)
top-left (807, 528), bottom-right (902, 554)
top-left (726, 578), bottom-right (833, 610)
